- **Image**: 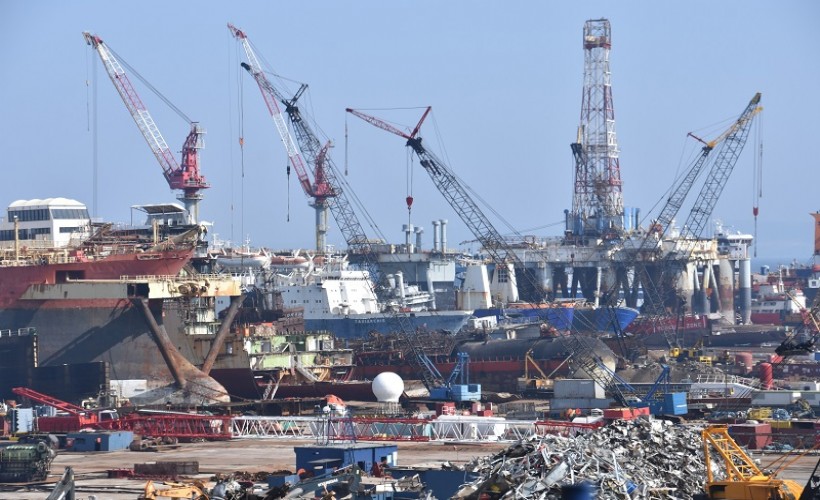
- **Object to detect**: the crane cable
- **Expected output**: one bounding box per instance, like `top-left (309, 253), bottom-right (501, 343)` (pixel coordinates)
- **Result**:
top-left (753, 115), bottom-right (764, 258)
top-left (235, 43), bottom-right (246, 245)
top-left (406, 147), bottom-right (414, 228)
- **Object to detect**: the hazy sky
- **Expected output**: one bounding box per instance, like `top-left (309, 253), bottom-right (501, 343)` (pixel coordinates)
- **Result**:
top-left (2, 1), bottom-right (818, 262)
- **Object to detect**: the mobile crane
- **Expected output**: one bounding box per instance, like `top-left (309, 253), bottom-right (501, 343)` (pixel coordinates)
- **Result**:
top-left (593, 93), bottom-right (762, 355)
top-left (11, 386), bottom-right (118, 434)
top-left (84, 32), bottom-right (208, 224)
top-left (700, 424), bottom-right (803, 499)
top-left (636, 94), bottom-right (762, 348)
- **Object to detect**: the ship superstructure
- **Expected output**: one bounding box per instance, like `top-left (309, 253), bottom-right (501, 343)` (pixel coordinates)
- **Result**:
top-left (270, 254), bottom-right (471, 340)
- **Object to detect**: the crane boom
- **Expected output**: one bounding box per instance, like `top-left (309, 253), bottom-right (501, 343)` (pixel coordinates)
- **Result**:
top-left (346, 107), bottom-right (624, 402)
top-left (84, 32), bottom-right (208, 223)
top-left (346, 107), bottom-right (517, 267)
top-left (285, 96), bottom-right (370, 249)
top-left (228, 25), bottom-right (313, 198)
top-left (228, 24), bottom-right (378, 253)
top-left (680, 93), bottom-right (762, 241)
top-left (636, 94), bottom-right (762, 347)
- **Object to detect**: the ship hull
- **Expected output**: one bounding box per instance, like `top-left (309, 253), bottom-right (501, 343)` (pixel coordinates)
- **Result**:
top-left (0, 248), bottom-right (250, 390)
top-left (631, 325), bottom-right (791, 349)
top-left (304, 311), bottom-right (471, 340)
top-left (473, 304), bottom-right (638, 334)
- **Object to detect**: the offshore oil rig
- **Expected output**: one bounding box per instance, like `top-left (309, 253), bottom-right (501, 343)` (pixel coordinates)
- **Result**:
top-left (503, 19), bottom-right (761, 335)
top-left (340, 19), bottom-right (763, 346)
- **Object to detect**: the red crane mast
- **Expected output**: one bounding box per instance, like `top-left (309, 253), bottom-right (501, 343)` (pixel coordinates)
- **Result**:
top-left (84, 32), bottom-right (208, 224)
top-left (228, 24), bottom-right (336, 251)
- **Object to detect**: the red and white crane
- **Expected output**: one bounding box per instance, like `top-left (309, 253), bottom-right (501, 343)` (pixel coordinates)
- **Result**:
top-left (84, 32), bottom-right (208, 224)
top-left (228, 24), bottom-right (338, 252)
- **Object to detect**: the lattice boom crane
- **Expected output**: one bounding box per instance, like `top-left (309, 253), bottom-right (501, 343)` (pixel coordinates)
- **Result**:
top-left (83, 32), bottom-right (208, 224)
top-left (228, 24), bottom-right (346, 252)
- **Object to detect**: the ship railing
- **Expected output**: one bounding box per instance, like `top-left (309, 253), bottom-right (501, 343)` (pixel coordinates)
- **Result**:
top-left (118, 274), bottom-right (235, 282)
top-left (0, 327), bottom-right (36, 338)
top-left (230, 415), bottom-right (549, 443)
top-left (695, 373), bottom-right (757, 387)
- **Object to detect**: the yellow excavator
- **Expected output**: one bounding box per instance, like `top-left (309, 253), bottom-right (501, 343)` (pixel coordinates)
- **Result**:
top-left (700, 425), bottom-right (804, 499)
top-left (140, 480), bottom-right (209, 500)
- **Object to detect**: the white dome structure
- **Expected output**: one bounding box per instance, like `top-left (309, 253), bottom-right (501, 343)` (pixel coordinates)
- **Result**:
top-left (371, 372), bottom-right (404, 403)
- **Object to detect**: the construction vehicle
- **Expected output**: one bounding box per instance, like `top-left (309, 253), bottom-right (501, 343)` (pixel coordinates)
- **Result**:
top-left (625, 364), bottom-right (688, 416)
top-left (141, 479), bottom-right (209, 500)
top-left (11, 387), bottom-right (232, 442)
top-left (84, 31), bottom-right (208, 224)
top-left (517, 349), bottom-right (555, 395)
top-left (426, 352), bottom-right (480, 402)
top-left (11, 387), bottom-right (118, 434)
top-left (700, 424), bottom-right (803, 499)
top-left (670, 339), bottom-right (713, 365)
top-left (0, 438), bottom-right (56, 482)
top-left (776, 286), bottom-right (820, 358)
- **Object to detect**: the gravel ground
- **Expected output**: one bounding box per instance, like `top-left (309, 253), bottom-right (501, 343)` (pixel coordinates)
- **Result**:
top-left (2, 438), bottom-right (508, 499)
top-left (2, 437), bottom-right (817, 499)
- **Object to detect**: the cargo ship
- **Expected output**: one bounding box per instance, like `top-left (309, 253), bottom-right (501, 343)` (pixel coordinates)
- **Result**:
top-left (270, 255), bottom-right (472, 340)
top-left (0, 198), bottom-right (250, 404)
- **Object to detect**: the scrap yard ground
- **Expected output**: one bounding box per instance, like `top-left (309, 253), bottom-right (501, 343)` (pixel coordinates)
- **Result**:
top-left (3, 436), bottom-right (818, 499)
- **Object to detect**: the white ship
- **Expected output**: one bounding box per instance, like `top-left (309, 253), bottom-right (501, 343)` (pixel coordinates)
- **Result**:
top-left (272, 255), bottom-right (471, 340)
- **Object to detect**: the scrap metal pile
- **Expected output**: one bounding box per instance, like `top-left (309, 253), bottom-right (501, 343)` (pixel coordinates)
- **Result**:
top-left (454, 419), bottom-right (708, 499)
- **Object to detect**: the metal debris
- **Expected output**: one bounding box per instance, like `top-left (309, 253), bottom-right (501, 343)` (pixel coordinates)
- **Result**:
top-left (455, 419), bottom-right (708, 499)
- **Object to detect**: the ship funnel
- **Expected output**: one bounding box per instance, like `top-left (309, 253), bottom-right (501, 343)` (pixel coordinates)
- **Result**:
top-left (402, 224), bottom-right (414, 252)
top-left (396, 271), bottom-right (406, 302)
top-left (440, 219), bottom-right (448, 253)
top-left (415, 226), bottom-right (423, 252)
top-left (432, 220), bottom-right (441, 252)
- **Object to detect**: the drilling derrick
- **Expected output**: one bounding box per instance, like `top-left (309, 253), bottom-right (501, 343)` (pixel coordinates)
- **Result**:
top-left (570, 18), bottom-right (624, 239)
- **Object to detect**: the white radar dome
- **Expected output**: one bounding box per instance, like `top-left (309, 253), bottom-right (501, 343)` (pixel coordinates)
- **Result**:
top-left (372, 372), bottom-right (405, 403)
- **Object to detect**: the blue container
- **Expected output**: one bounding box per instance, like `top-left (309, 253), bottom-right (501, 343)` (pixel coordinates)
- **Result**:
top-left (267, 473), bottom-right (300, 488)
top-left (294, 444), bottom-right (398, 477)
top-left (664, 392), bottom-right (688, 415)
top-left (390, 468), bottom-right (479, 499)
top-left (68, 431), bottom-right (133, 452)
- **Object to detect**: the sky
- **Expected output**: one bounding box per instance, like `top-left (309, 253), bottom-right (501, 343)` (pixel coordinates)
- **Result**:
top-left (1, 1), bottom-right (818, 263)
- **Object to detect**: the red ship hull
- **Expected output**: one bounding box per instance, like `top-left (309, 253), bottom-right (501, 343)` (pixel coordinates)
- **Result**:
top-left (0, 248), bottom-right (203, 387)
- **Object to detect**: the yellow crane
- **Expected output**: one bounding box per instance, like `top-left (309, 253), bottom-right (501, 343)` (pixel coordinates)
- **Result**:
top-left (701, 425), bottom-right (803, 499)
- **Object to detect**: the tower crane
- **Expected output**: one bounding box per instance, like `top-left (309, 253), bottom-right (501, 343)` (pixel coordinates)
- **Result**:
top-left (228, 24), bottom-right (370, 253)
top-left (83, 32), bottom-right (208, 225)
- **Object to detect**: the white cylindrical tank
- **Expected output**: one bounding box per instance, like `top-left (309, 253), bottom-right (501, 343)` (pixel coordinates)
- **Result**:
top-left (372, 372), bottom-right (405, 403)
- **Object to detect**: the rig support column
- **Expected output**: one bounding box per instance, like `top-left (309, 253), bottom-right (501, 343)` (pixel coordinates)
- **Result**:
top-left (718, 258), bottom-right (736, 324)
top-left (738, 258), bottom-right (752, 324)
top-left (202, 294), bottom-right (245, 374)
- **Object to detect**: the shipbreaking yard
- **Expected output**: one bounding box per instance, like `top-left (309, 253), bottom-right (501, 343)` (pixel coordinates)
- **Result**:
top-left (3, 413), bottom-right (820, 499)
top-left (4, 8), bottom-right (820, 500)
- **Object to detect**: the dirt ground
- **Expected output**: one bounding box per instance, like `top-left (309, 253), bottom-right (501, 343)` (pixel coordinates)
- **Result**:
top-left (2, 438), bottom-right (817, 499)
top-left (2, 438), bottom-right (509, 499)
